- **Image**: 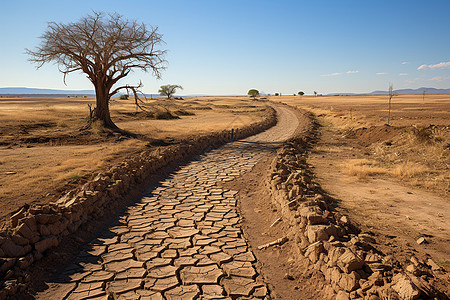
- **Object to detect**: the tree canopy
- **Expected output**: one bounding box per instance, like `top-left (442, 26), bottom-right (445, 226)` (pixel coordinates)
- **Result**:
top-left (298, 91), bottom-right (304, 96)
top-left (247, 89), bottom-right (259, 99)
top-left (159, 84), bottom-right (183, 99)
top-left (26, 12), bottom-right (167, 129)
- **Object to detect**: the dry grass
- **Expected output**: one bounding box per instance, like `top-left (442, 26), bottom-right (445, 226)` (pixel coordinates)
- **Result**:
top-left (342, 159), bottom-right (388, 179)
top-left (270, 94), bottom-right (449, 195)
top-left (391, 161), bottom-right (430, 178)
top-left (0, 96), bottom-right (270, 220)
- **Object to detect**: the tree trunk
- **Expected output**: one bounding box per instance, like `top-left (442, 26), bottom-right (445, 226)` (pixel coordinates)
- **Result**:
top-left (94, 84), bottom-right (118, 130)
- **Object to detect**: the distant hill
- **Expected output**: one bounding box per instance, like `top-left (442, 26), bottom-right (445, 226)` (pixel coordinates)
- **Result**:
top-left (0, 87), bottom-right (95, 95)
top-left (369, 87), bottom-right (450, 95)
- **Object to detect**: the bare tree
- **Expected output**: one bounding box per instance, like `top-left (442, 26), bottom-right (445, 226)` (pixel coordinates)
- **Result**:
top-left (26, 12), bottom-right (167, 130)
top-left (388, 83), bottom-right (393, 125)
top-left (159, 84), bottom-right (183, 99)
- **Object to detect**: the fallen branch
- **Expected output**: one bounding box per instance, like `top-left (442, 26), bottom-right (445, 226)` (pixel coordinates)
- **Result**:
top-left (258, 236), bottom-right (288, 250)
top-left (269, 217), bottom-right (282, 228)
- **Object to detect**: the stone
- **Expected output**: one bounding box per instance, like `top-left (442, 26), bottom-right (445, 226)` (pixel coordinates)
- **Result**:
top-left (1, 238), bottom-right (26, 257)
top-left (338, 271), bottom-right (360, 292)
top-left (426, 258), bottom-right (441, 271)
top-left (253, 284), bottom-right (268, 297)
top-left (337, 249), bottom-right (364, 273)
top-left (222, 261), bottom-right (256, 278)
top-left (35, 236), bottom-right (58, 253)
top-left (221, 276), bottom-right (258, 298)
top-left (416, 237), bottom-right (427, 245)
top-left (18, 254), bottom-right (34, 269)
top-left (391, 273), bottom-right (420, 300)
top-left (180, 265), bottom-right (223, 284)
top-left (209, 252), bottom-right (232, 265)
top-left (115, 268), bottom-right (147, 280)
top-left (167, 227), bottom-right (199, 238)
top-left (14, 223), bottom-right (36, 241)
top-left (104, 259), bottom-right (144, 273)
top-left (147, 265), bottom-right (178, 279)
top-left (174, 256), bottom-right (198, 267)
top-left (68, 281), bottom-right (105, 299)
top-left (335, 290), bottom-right (350, 300)
top-left (106, 278), bottom-right (143, 296)
top-left (101, 249), bottom-right (134, 263)
top-left (144, 276), bottom-right (179, 292)
top-left (165, 284), bottom-right (200, 300)
top-left (306, 225), bottom-right (329, 243)
top-left (233, 251), bottom-right (256, 262)
top-left (11, 234), bottom-right (29, 246)
top-left (145, 257), bottom-right (173, 270)
top-left (117, 289), bottom-right (163, 300)
top-left (82, 270), bottom-right (114, 283)
top-left (201, 284), bottom-right (225, 296)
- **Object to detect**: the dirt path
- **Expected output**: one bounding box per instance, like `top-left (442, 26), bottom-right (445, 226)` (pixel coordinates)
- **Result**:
top-left (33, 104), bottom-right (300, 299)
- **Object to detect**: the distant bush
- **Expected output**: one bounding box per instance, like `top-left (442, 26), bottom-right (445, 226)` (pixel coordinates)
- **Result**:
top-left (120, 94), bottom-right (129, 100)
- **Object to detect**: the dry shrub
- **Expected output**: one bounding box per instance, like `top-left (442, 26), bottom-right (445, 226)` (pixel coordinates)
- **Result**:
top-left (343, 159), bottom-right (388, 179)
top-left (391, 161), bottom-right (430, 178)
top-left (412, 125), bottom-right (444, 144)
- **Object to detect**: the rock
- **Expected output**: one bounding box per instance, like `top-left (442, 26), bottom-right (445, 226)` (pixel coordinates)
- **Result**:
top-left (364, 253), bottom-right (381, 264)
top-left (338, 271), bottom-right (360, 292)
top-left (426, 258), bottom-right (441, 271)
top-left (391, 273), bottom-right (420, 300)
top-left (1, 238), bottom-right (26, 257)
top-left (340, 216), bottom-right (349, 224)
top-left (0, 258), bottom-right (16, 273)
top-left (14, 223), bottom-right (37, 242)
top-left (306, 225), bottom-right (329, 243)
top-left (39, 224), bottom-right (51, 236)
top-left (367, 271), bottom-right (384, 286)
top-left (416, 237), bottom-right (427, 245)
top-left (336, 290), bottom-right (350, 300)
top-left (337, 249), bottom-right (365, 273)
top-left (11, 234), bottom-right (29, 246)
top-left (18, 254), bottom-right (34, 269)
top-left (299, 206), bottom-right (326, 225)
top-left (304, 241), bottom-right (325, 263)
top-left (35, 236), bottom-right (58, 253)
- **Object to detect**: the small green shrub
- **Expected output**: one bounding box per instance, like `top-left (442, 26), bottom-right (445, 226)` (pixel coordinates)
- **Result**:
top-left (119, 94), bottom-right (129, 100)
top-left (70, 174), bottom-right (83, 180)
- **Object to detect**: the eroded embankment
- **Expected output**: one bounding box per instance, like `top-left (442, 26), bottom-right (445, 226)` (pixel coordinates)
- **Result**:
top-left (0, 106), bottom-right (277, 297)
top-left (266, 109), bottom-right (449, 299)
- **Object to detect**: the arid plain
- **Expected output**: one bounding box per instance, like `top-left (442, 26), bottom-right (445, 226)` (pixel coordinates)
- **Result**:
top-left (0, 94), bottom-right (448, 298)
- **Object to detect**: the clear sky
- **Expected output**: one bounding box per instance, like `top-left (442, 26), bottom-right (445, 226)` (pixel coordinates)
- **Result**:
top-left (1, 0), bottom-right (449, 95)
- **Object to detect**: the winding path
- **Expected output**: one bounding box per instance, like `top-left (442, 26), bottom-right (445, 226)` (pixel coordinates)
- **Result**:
top-left (39, 105), bottom-right (300, 300)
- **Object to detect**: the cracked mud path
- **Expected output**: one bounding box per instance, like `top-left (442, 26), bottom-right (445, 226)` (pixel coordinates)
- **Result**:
top-left (39, 105), bottom-right (300, 300)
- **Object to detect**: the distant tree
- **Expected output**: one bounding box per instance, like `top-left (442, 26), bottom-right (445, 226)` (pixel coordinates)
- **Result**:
top-left (247, 89), bottom-right (259, 99)
top-left (119, 94), bottom-right (129, 100)
top-left (314, 91), bottom-right (317, 97)
top-left (274, 93), bottom-right (279, 96)
top-left (298, 91), bottom-right (305, 96)
top-left (26, 12), bottom-right (167, 130)
top-left (388, 83), bottom-right (393, 125)
top-left (159, 84), bottom-right (183, 99)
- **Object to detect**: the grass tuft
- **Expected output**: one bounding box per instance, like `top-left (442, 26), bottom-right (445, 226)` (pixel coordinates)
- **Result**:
top-left (343, 159), bottom-right (388, 179)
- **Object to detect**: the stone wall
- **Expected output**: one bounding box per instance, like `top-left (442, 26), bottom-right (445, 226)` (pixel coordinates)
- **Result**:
top-left (0, 106), bottom-right (277, 292)
top-left (266, 110), bottom-right (447, 300)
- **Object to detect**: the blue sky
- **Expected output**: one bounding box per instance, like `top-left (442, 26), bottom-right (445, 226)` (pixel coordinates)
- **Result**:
top-left (1, 0), bottom-right (449, 95)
